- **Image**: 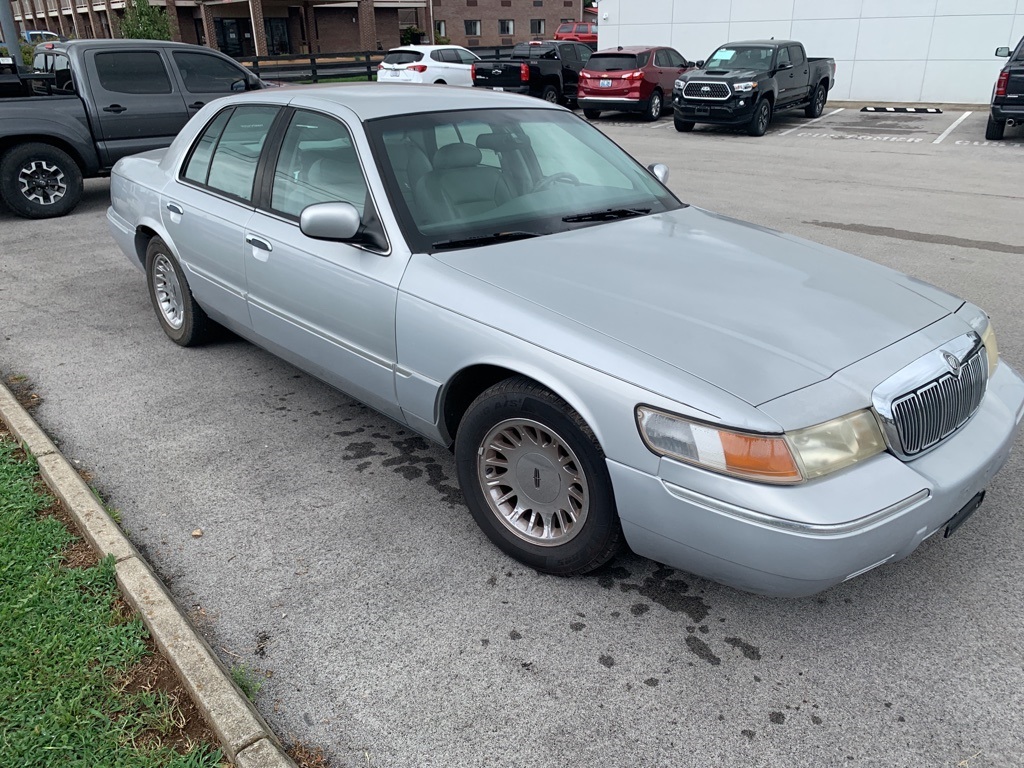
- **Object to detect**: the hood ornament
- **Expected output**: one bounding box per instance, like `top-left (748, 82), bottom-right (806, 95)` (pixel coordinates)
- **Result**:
top-left (943, 351), bottom-right (962, 375)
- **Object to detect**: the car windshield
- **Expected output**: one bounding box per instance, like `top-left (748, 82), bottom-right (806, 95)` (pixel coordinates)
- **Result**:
top-left (367, 109), bottom-right (682, 252)
top-left (585, 54), bottom-right (643, 72)
top-left (383, 50), bottom-right (423, 65)
top-left (704, 45), bottom-right (774, 71)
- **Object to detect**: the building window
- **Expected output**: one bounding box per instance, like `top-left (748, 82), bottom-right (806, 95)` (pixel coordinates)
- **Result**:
top-left (499, 19), bottom-right (514, 35)
top-left (533, 0), bottom-right (543, 5)
top-left (530, 19), bottom-right (545, 35)
top-left (435, 20), bottom-right (446, 38)
top-left (464, 19), bottom-right (481, 36)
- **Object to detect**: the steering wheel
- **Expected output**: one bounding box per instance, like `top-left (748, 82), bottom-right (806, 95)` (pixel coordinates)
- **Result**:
top-left (533, 172), bottom-right (580, 192)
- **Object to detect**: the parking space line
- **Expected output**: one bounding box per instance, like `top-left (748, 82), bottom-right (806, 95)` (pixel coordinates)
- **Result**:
top-left (933, 111), bottom-right (972, 144)
top-left (778, 107), bottom-right (845, 136)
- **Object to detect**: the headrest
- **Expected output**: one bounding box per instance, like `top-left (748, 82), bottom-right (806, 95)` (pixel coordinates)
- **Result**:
top-left (434, 142), bottom-right (481, 169)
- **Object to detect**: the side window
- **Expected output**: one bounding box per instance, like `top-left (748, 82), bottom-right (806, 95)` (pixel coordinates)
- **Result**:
top-left (94, 51), bottom-right (172, 94)
top-left (173, 51), bottom-right (248, 93)
top-left (789, 45), bottom-right (805, 67)
top-left (204, 105), bottom-right (278, 201)
top-left (667, 49), bottom-right (687, 67)
top-left (456, 49), bottom-right (479, 65)
top-left (636, 51), bottom-right (651, 67)
top-left (182, 108), bottom-right (233, 185)
top-left (776, 47), bottom-right (791, 67)
top-left (441, 49), bottom-right (461, 64)
top-left (271, 110), bottom-right (368, 218)
top-left (576, 44), bottom-right (591, 63)
top-left (654, 49), bottom-right (671, 67)
top-left (430, 50), bottom-right (444, 62)
top-left (558, 44), bottom-right (578, 62)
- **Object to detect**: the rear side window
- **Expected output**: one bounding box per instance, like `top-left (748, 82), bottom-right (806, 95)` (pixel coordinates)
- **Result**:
top-left (556, 24), bottom-right (573, 34)
top-left (789, 45), bottom-right (805, 67)
top-left (94, 51), bottom-right (171, 94)
top-left (455, 49), bottom-right (478, 64)
top-left (384, 50), bottom-right (423, 65)
top-left (559, 44), bottom-right (579, 62)
top-left (173, 51), bottom-right (248, 93)
top-left (654, 49), bottom-right (671, 67)
top-left (182, 108), bottom-right (232, 185)
top-left (204, 106), bottom-right (278, 201)
top-left (586, 54), bottom-right (638, 72)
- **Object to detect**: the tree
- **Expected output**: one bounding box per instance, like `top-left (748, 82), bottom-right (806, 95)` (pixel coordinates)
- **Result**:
top-left (119, 0), bottom-right (172, 40)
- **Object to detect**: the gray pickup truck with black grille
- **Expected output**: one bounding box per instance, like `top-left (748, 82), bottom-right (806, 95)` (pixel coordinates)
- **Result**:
top-left (672, 40), bottom-right (835, 137)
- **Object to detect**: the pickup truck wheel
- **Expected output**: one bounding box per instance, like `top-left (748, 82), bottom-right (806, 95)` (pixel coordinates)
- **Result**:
top-left (643, 90), bottom-right (664, 122)
top-left (583, 109), bottom-right (601, 119)
top-left (541, 85), bottom-right (561, 104)
top-left (0, 143), bottom-right (83, 219)
top-left (805, 83), bottom-right (826, 118)
top-left (985, 115), bottom-right (1006, 140)
top-left (748, 99), bottom-right (772, 137)
top-left (145, 238), bottom-right (212, 347)
top-left (674, 115), bottom-right (695, 132)
top-left (455, 377), bottom-right (624, 575)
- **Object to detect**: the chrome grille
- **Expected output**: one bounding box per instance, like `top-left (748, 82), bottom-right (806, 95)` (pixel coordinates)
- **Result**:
top-left (683, 81), bottom-right (731, 100)
top-left (889, 348), bottom-right (987, 456)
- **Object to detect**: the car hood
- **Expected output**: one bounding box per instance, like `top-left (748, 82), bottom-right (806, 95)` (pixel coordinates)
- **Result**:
top-left (685, 68), bottom-right (764, 81)
top-left (431, 207), bottom-right (956, 405)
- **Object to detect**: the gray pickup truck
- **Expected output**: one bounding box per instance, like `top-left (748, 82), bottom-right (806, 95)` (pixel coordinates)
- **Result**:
top-left (0, 39), bottom-right (263, 218)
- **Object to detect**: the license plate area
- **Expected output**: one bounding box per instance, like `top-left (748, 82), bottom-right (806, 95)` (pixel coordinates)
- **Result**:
top-left (600, 79), bottom-right (612, 88)
top-left (944, 491), bottom-right (984, 538)
top-left (695, 106), bottom-right (710, 116)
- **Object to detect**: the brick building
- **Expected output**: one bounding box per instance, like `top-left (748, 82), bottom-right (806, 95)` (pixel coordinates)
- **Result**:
top-left (431, 0), bottom-right (589, 48)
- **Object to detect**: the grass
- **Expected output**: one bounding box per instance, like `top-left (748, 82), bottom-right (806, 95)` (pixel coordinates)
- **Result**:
top-left (0, 436), bottom-right (223, 768)
top-left (230, 664), bottom-right (264, 701)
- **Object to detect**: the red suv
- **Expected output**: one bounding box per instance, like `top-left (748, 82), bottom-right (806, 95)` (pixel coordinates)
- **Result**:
top-left (554, 22), bottom-right (598, 46)
top-left (578, 46), bottom-right (694, 122)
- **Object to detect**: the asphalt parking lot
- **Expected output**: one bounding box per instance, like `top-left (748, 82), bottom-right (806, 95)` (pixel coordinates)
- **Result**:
top-left (2, 107), bottom-right (1023, 767)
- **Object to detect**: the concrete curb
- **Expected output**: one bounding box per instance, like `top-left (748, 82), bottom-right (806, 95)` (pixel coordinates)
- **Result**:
top-left (0, 380), bottom-right (297, 768)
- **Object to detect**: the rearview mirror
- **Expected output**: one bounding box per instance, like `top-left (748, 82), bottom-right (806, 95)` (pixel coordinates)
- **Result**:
top-left (647, 163), bottom-right (669, 184)
top-left (995, 46), bottom-right (1010, 57)
top-left (300, 202), bottom-right (361, 241)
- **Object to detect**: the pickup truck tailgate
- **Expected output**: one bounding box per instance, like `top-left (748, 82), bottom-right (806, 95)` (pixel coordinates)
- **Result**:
top-left (473, 61), bottom-right (527, 89)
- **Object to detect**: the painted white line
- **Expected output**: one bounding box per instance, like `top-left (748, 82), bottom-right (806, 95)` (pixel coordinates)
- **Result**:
top-left (778, 107), bottom-right (845, 136)
top-left (933, 111), bottom-right (972, 144)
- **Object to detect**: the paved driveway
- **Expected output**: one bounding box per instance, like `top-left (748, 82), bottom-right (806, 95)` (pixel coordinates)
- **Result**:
top-left (1, 115), bottom-right (1022, 767)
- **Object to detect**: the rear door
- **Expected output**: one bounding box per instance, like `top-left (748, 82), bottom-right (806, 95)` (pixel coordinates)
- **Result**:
top-left (170, 49), bottom-right (254, 120)
top-left (662, 48), bottom-right (690, 91)
top-left (558, 43), bottom-right (581, 97)
top-left (82, 47), bottom-right (190, 166)
top-left (787, 44), bottom-right (811, 103)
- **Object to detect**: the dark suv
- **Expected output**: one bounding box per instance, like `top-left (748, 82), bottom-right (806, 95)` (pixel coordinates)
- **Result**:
top-left (578, 46), bottom-right (693, 122)
top-left (988, 36), bottom-right (1024, 140)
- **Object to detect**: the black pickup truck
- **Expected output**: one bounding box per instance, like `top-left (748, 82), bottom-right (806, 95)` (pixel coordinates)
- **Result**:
top-left (671, 40), bottom-right (835, 136)
top-left (471, 40), bottom-right (593, 105)
top-left (0, 39), bottom-right (263, 219)
top-left (987, 35), bottom-right (1024, 140)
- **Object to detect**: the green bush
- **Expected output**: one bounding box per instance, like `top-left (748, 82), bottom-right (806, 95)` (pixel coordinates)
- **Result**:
top-left (119, 0), bottom-right (172, 40)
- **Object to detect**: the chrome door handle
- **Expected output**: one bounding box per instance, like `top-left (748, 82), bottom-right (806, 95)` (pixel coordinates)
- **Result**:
top-left (166, 202), bottom-right (184, 215)
top-left (245, 235), bottom-right (272, 252)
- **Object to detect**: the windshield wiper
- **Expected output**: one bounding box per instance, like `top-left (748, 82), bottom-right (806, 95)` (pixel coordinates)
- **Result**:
top-left (432, 231), bottom-right (541, 250)
top-left (562, 207), bottom-right (651, 223)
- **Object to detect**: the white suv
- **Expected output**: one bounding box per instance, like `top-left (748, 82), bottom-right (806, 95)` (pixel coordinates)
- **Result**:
top-left (378, 45), bottom-right (480, 87)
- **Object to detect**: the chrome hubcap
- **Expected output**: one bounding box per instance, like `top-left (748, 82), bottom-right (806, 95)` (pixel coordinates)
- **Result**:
top-left (152, 253), bottom-right (185, 330)
top-left (651, 94), bottom-right (661, 116)
top-left (18, 160), bottom-right (67, 205)
top-left (477, 418), bottom-right (589, 547)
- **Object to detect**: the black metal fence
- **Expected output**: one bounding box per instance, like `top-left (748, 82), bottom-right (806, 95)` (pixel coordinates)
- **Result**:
top-left (237, 46), bottom-right (515, 84)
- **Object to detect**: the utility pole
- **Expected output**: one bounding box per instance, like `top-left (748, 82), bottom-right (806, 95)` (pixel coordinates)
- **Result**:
top-left (1, 0), bottom-right (22, 61)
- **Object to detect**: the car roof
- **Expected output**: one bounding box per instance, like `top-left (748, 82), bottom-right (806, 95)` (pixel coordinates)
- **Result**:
top-left (230, 82), bottom-right (563, 121)
top-left (388, 45), bottom-right (469, 53)
top-left (35, 38), bottom-right (224, 52)
top-left (723, 39), bottom-right (797, 47)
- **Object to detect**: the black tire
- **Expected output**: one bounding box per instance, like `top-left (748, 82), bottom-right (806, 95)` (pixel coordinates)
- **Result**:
top-left (805, 83), bottom-right (826, 118)
top-left (145, 237), bottom-right (213, 347)
top-left (748, 98), bottom-right (772, 136)
top-left (985, 114), bottom-right (1006, 140)
top-left (0, 142), bottom-right (84, 219)
top-left (583, 108), bottom-right (601, 120)
top-left (540, 85), bottom-right (560, 104)
top-left (643, 89), bottom-right (664, 122)
top-left (455, 377), bottom-right (623, 575)
top-left (674, 114), bottom-right (695, 132)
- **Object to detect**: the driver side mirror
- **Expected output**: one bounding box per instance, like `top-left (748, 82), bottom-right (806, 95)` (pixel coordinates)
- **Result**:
top-left (995, 46), bottom-right (1011, 57)
top-left (300, 202), bottom-right (362, 241)
top-left (776, 62), bottom-right (793, 72)
top-left (695, 60), bottom-right (705, 68)
top-left (647, 163), bottom-right (669, 184)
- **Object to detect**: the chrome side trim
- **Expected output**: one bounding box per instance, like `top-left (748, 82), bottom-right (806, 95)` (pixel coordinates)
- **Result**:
top-left (661, 481), bottom-right (931, 536)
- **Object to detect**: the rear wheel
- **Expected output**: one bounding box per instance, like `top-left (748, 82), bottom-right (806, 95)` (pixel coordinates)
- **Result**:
top-left (583, 108), bottom-right (601, 120)
top-left (748, 99), bottom-right (772, 136)
top-left (985, 114), bottom-right (1006, 140)
top-left (674, 114), bottom-right (695, 132)
top-left (805, 83), bottom-right (826, 118)
top-left (643, 90), bottom-right (663, 122)
top-left (0, 142), bottom-right (83, 219)
top-left (455, 377), bottom-right (623, 575)
top-left (145, 237), bottom-right (213, 347)
top-left (540, 85), bottom-right (560, 104)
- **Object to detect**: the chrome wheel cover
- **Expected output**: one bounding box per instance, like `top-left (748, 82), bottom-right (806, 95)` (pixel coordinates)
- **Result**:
top-left (650, 93), bottom-right (662, 118)
top-left (477, 418), bottom-right (589, 547)
top-left (152, 253), bottom-right (185, 330)
top-left (18, 160), bottom-right (67, 206)
top-left (543, 89), bottom-right (558, 103)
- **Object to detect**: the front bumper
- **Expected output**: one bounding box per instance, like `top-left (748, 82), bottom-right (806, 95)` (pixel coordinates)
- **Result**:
top-left (610, 362), bottom-right (1024, 597)
top-left (672, 91), bottom-right (757, 126)
top-left (578, 96), bottom-right (645, 114)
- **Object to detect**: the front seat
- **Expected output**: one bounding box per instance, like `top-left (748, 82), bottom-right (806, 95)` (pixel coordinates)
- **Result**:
top-left (414, 143), bottom-right (513, 224)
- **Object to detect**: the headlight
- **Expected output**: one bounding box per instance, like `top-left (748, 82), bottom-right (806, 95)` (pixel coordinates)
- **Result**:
top-left (981, 321), bottom-right (999, 377)
top-left (732, 81), bottom-right (757, 93)
top-left (674, 79), bottom-right (685, 90)
top-left (636, 407), bottom-right (887, 484)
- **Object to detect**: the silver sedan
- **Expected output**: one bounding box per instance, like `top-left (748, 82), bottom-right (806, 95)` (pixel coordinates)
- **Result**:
top-left (107, 84), bottom-right (1024, 597)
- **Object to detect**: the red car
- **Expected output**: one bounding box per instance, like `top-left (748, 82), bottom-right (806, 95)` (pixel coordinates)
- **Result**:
top-left (553, 22), bottom-right (598, 46)
top-left (578, 45), bottom-right (694, 122)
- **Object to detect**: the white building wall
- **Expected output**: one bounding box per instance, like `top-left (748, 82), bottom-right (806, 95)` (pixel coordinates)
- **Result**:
top-left (595, 0), bottom-right (1024, 103)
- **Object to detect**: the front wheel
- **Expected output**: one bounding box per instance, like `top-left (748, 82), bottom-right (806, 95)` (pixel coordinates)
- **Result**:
top-left (805, 83), bottom-right (826, 118)
top-left (540, 85), bottom-right (560, 104)
top-left (674, 114), bottom-right (695, 132)
top-left (748, 99), bottom-right (772, 136)
top-left (145, 237), bottom-right (213, 347)
top-left (643, 90), bottom-right (663, 122)
top-left (985, 114), bottom-right (1006, 140)
top-left (455, 377), bottom-right (623, 575)
top-left (0, 142), bottom-right (84, 219)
